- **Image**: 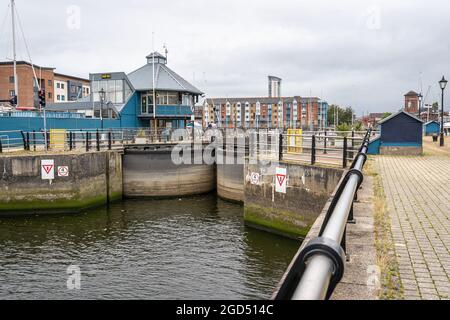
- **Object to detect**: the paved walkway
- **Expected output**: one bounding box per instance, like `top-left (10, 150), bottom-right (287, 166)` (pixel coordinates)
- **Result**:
top-left (376, 150), bottom-right (450, 300)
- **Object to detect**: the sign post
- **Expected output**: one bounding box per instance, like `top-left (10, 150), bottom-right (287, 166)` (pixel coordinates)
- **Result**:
top-left (41, 159), bottom-right (54, 180)
top-left (275, 167), bottom-right (287, 194)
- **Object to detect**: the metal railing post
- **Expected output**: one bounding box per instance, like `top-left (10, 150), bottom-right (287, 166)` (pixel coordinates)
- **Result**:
top-left (46, 131), bottom-right (50, 151)
top-left (343, 136), bottom-right (348, 168)
top-left (0, 138), bottom-right (2, 153)
top-left (33, 130), bottom-right (36, 151)
top-left (86, 132), bottom-right (90, 152)
top-left (256, 129), bottom-right (260, 158)
top-left (26, 131), bottom-right (30, 150)
top-left (108, 131), bottom-right (112, 150)
top-left (20, 131), bottom-right (27, 150)
top-left (311, 135), bottom-right (316, 165)
top-left (323, 130), bottom-right (327, 154)
top-left (69, 132), bottom-right (73, 151)
top-left (279, 132), bottom-right (283, 161)
top-left (96, 130), bottom-right (100, 151)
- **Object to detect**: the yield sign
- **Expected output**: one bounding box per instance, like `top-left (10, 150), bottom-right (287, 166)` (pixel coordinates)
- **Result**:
top-left (43, 165), bottom-right (53, 174)
top-left (41, 159), bottom-right (55, 180)
top-left (276, 174), bottom-right (286, 187)
top-left (275, 167), bottom-right (287, 193)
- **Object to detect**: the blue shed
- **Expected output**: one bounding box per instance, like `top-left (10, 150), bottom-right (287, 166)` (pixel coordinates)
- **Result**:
top-left (377, 110), bottom-right (424, 155)
top-left (423, 121), bottom-right (440, 136)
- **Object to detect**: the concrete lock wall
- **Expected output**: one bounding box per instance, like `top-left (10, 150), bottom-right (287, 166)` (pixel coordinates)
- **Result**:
top-left (0, 151), bottom-right (122, 215)
top-left (216, 147), bottom-right (246, 203)
top-left (123, 145), bottom-right (216, 197)
top-left (244, 160), bottom-right (343, 239)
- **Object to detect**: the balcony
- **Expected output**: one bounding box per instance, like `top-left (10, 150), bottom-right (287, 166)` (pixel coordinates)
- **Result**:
top-left (139, 105), bottom-right (193, 118)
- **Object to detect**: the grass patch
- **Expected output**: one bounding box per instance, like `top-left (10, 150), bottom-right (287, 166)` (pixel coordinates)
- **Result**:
top-left (365, 158), bottom-right (403, 300)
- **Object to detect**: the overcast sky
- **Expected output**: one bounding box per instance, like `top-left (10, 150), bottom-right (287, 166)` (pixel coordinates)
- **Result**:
top-left (1, 0), bottom-right (449, 115)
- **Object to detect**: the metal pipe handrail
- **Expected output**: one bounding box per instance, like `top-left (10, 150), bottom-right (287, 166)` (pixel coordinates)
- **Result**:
top-left (274, 129), bottom-right (371, 300)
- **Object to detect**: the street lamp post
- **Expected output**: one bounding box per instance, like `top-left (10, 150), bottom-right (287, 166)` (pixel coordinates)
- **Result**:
top-left (439, 76), bottom-right (447, 147)
top-left (99, 88), bottom-right (106, 130)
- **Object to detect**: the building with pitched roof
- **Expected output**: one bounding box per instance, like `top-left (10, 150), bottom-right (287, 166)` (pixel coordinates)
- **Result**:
top-left (45, 52), bottom-right (203, 129)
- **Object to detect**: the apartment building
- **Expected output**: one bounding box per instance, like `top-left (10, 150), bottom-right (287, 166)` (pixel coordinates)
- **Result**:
top-left (53, 73), bottom-right (90, 103)
top-left (203, 96), bottom-right (328, 129)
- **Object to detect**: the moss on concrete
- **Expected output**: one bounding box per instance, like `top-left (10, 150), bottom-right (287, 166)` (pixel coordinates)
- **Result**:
top-left (0, 194), bottom-right (107, 215)
top-left (244, 204), bottom-right (311, 240)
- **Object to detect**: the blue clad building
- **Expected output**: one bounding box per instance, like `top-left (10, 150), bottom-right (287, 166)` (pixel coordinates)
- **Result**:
top-left (0, 52), bottom-right (203, 132)
top-left (423, 120), bottom-right (440, 136)
top-left (368, 110), bottom-right (423, 155)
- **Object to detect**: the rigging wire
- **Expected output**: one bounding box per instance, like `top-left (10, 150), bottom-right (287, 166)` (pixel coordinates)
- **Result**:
top-left (0, 3), bottom-right (11, 59)
top-left (14, 3), bottom-right (40, 90)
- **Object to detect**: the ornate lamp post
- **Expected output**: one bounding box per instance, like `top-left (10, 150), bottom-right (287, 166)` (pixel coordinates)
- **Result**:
top-left (439, 76), bottom-right (447, 147)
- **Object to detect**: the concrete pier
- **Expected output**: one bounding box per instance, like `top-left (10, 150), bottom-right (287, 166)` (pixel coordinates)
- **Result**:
top-left (0, 151), bottom-right (122, 214)
top-left (244, 159), bottom-right (343, 239)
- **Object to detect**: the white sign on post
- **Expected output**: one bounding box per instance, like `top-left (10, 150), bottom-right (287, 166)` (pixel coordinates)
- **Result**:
top-left (250, 172), bottom-right (260, 185)
top-left (275, 167), bottom-right (287, 194)
top-left (41, 159), bottom-right (55, 180)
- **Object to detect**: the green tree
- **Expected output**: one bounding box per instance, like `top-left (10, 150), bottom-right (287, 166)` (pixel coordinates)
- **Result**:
top-left (381, 112), bottom-right (392, 119)
top-left (432, 102), bottom-right (439, 112)
top-left (327, 105), bottom-right (355, 126)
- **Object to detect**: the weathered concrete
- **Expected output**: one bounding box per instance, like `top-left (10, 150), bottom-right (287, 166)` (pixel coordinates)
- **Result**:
top-left (380, 146), bottom-right (422, 156)
top-left (0, 151), bottom-right (122, 215)
top-left (216, 147), bottom-right (246, 203)
top-left (244, 159), bottom-right (343, 239)
top-left (376, 154), bottom-right (450, 300)
top-left (123, 144), bottom-right (216, 197)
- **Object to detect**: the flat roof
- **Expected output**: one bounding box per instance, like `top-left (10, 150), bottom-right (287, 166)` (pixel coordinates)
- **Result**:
top-left (54, 72), bottom-right (89, 83)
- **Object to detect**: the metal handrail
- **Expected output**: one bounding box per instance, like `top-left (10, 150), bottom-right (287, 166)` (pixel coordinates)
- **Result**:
top-left (273, 129), bottom-right (372, 300)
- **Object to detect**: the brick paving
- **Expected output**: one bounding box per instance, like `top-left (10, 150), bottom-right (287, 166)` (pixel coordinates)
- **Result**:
top-left (376, 153), bottom-right (450, 300)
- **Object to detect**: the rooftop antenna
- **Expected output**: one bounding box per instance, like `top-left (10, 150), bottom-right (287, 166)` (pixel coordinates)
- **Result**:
top-left (152, 32), bottom-right (157, 132)
top-left (163, 43), bottom-right (168, 63)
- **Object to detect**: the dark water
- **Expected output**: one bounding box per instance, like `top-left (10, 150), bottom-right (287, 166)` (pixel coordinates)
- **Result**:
top-left (0, 194), bottom-right (299, 299)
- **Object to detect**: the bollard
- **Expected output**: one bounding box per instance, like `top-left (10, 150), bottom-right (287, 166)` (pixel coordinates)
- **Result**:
top-left (0, 138), bottom-right (2, 153)
top-left (311, 135), bottom-right (316, 165)
top-left (323, 130), bottom-right (328, 154)
top-left (343, 137), bottom-right (348, 168)
top-left (86, 132), bottom-right (90, 152)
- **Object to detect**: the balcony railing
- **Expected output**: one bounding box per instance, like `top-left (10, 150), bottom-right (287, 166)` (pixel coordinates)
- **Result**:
top-left (140, 105), bottom-right (193, 117)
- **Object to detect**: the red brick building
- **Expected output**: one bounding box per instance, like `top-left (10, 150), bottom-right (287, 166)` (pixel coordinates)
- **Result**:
top-left (0, 61), bottom-right (55, 109)
top-left (404, 90), bottom-right (420, 114)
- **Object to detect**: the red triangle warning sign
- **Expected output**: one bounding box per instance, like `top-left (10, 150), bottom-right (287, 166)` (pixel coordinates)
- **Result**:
top-left (276, 174), bottom-right (286, 187)
top-left (43, 165), bottom-right (53, 174)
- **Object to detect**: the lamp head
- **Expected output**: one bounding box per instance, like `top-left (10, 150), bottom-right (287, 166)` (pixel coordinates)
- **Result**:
top-left (439, 76), bottom-right (448, 90)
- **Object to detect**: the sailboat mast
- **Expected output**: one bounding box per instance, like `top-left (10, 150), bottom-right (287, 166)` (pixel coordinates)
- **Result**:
top-left (11, 0), bottom-right (18, 106)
